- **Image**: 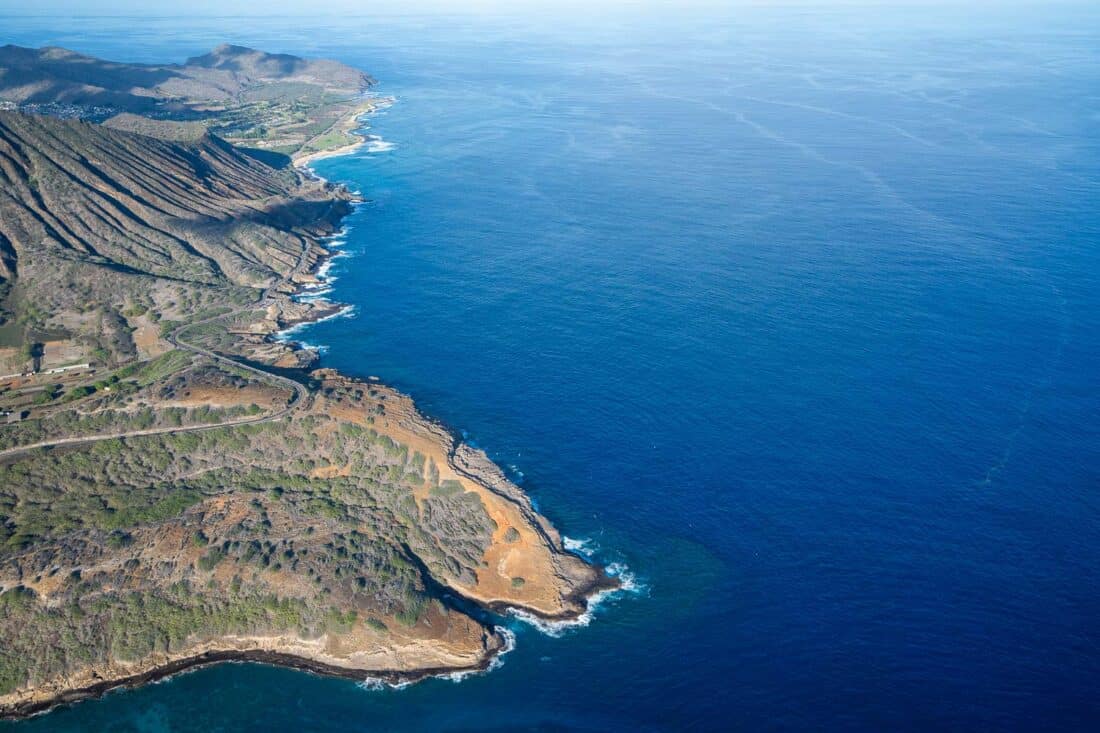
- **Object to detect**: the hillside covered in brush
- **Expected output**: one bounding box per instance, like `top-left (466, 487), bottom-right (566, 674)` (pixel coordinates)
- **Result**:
top-left (0, 52), bottom-right (605, 720)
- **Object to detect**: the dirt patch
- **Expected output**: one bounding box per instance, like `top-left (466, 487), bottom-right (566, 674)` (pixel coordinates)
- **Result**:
top-left (155, 384), bottom-right (281, 410)
top-left (131, 317), bottom-right (169, 359)
top-left (39, 339), bottom-right (86, 370)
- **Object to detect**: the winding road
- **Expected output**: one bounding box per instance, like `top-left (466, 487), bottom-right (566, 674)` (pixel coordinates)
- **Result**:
top-left (0, 251), bottom-right (321, 462)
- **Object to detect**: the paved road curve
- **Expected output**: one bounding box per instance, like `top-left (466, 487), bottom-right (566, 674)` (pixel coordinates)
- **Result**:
top-left (0, 176), bottom-right (350, 462)
top-left (0, 250), bottom-right (323, 462)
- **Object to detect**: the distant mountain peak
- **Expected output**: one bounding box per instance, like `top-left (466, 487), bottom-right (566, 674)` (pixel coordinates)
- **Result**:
top-left (188, 43), bottom-right (285, 64)
top-left (182, 44), bottom-right (371, 89)
top-left (210, 42), bottom-right (251, 54)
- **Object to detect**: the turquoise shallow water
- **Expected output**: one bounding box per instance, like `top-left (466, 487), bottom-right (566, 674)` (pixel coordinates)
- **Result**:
top-left (3, 4), bottom-right (1100, 730)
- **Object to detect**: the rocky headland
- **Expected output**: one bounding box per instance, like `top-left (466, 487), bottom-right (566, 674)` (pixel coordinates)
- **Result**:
top-left (0, 46), bottom-right (613, 719)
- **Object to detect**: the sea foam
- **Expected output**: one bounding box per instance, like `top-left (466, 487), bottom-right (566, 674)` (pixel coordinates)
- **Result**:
top-left (563, 535), bottom-right (597, 558)
top-left (355, 627), bottom-right (516, 691)
top-left (440, 627), bottom-right (517, 683)
top-left (507, 560), bottom-right (642, 638)
top-left (365, 135), bottom-right (396, 153)
top-left (274, 304), bottom-right (357, 343)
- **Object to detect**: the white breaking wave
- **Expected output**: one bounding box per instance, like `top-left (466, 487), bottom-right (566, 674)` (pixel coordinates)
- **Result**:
top-left (274, 211), bottom-right (358, 353)
top-left (297, 287), bottom-right (334, 301)
top-left (293, 341), bottom-right (329, 355)
top-left (365, 134), bottom-right (396, 153)
top-left (274, 304), bottom-right (356, 342)
top-left (508, 561), bottom-right (642, 638)
top-left (563, 536), bottom-right (597, 558)
top-left (369, 95), bottom-right (396, 113)
top-left (355, 627), bottom-right (516, 691)
top-left (268, 97), bottom-right (385, 356)
top-left (311, 254), bottom-right (345, 283)
top-left (440, 626), bottom-right (517, 683)
top-left (357, 676), bottom-right (413, 692)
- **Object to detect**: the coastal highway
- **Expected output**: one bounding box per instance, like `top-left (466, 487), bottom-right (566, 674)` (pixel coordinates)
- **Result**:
top-left (0, 170), bottom-right (347, 463)
top-left (0, 314), bottom-right (309, 462)
top-left (0, 250), bottom-right (321, 463)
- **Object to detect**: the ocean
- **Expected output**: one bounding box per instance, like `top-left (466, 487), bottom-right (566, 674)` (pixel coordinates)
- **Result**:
top-left (2, 3), bottom-right (1099, 730)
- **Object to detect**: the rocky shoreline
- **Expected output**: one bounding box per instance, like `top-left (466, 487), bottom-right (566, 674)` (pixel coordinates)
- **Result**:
top-left (5, 631), bottom-right (510, 721)
top-left (260, 200), bottom-right (624, 620)
top-left (230, 115), bottom-right (623, 658)
top-left (278, 115), bottom-right (623, 609)
top-left (0, 101), bottom-right (617, 722)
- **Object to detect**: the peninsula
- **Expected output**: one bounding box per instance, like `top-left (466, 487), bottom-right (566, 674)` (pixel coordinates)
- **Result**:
top-left (0, 45), bottom-right (613, 719)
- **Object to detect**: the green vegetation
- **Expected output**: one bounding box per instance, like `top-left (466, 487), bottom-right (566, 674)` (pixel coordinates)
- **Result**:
top-left (0, 583), bottom-right (328, 692)
top-left (63, 385), bottom-right (95, 402)
top-left (106, 530), bottom-right (134, 550)
top-left (0, 403), bottom-right (259, 451)
top-left (120, 350), bottom-right (194, 386)
top-left (0, 71), bottom-right (557, 707)
top-left (32, 386), bottom-right (61, 405)
top-left (431, 479), bottom-right (465, 498)
top-left (0, 358), bottom-right (289, 452)
top-left (103, 489), bottom-right (203, 532)
top-left (0, 322), bottom-right (23, 349)
top-left (197, 548), bottom-right (226, 571)
top-left (0, 387), bottom-right (496, 694)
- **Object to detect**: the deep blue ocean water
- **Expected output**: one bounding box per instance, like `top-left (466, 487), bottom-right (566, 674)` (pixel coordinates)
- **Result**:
top-left (3, 4), bottom-right (1100, 730)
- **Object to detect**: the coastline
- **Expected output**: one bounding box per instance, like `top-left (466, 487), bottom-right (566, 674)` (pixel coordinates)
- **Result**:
top-left (0, 92), bottom-right (619, 722)
top-left (291, 97), bottom-right (389, 168)
top-left (253, 96), bottom-right (624, 662)
top-left (5, 631), bottom-right (510, 721)
top-left (280, 104), bottom-right (623, 616)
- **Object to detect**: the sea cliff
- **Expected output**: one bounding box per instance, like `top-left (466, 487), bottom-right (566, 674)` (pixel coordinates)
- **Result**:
top-left (0, 50), bottom-right (613, 720)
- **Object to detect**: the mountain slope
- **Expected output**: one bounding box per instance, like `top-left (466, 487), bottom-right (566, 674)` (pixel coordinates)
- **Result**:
top-left (184, 43), bottom-right (372, 92)
top-left (0, 110), bottom-right (346, 286)
top-left (0, 111), bottom-right (351, 371)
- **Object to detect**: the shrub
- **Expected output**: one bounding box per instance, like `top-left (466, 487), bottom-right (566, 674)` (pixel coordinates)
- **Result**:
top-left (64, 385), bottom-right (96, 401)
top-left (197, 548), bottom-right (226, 571)
top-left (430, 479), bottom-right (464, 497)
top-left (107, 531), bottom-right (134, 550)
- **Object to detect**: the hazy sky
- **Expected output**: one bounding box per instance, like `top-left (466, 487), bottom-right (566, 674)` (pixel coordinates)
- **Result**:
top-left (0, 0), bottom-right (1014, 16)
top-left (0, 0), bottom-right (735, 14)
top-left (0, 1), bottom-right (1089, 45)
